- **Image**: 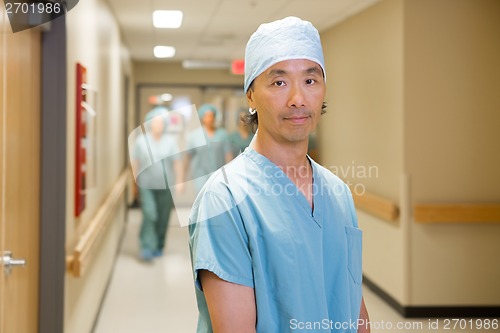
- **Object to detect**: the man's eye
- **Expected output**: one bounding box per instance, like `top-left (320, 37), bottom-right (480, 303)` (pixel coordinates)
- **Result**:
top-left (274, 81), bottom-right (285, 87)
top-left (306, 79), bottom-right (316, 84)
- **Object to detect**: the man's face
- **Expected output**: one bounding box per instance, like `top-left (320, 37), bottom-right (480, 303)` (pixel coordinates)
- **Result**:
top-left (246, 59), bottom-right (325, 145)
top-left (150, 115), bottom-right (165, 135)
top-left (202, 111), bottom-right (216, 130)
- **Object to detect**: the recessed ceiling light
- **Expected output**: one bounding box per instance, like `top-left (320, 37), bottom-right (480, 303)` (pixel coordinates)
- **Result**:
top-left (161, 93), bottom-right (173, 102)
top-left (154, 46), bottom-right (176, 58)
top-left (153, 10), bottom-right (183, 29)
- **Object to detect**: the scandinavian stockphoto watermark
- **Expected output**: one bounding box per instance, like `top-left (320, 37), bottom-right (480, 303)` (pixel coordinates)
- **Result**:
top-left (290, 318), bottom-right (499, 331)
top-left (328, 161), bottom-right (379, 196)
top-left (3, 0), bottom-right (79, 32)
top-left (272, 161), bottom-right (380, 197)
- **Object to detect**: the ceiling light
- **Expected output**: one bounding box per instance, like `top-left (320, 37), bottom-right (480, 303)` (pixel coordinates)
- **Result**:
top-left (154, 46), bottom-right (176, 58)
top-left (153, 10), bottom-right (183, 29)
top-left (160, 93), bottom-right (173, 102)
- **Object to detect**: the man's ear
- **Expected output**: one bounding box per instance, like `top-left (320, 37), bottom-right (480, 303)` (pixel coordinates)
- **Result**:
top-left (246, 89), bottom-right (256, 109)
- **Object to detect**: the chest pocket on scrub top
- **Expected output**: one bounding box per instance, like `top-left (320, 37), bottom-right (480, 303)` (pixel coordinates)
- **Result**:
top-left (344, 226), bottom-right (363, 285)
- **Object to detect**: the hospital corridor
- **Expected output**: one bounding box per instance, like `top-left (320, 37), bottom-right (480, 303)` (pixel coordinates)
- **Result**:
top-left (1, 0), bottom-right (500, 333)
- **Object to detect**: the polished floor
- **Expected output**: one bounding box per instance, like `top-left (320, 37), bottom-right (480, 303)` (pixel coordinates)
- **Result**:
top-left (94, 208), bottom-right (497, 333)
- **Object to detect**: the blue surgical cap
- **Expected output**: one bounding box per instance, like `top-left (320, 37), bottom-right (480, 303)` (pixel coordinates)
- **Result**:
top-left (244, 16), bottom-right (326, 93)
top-left (145, 105), bottom-right (169, 122)
top-left (198, 104), bottom-right (219, 118)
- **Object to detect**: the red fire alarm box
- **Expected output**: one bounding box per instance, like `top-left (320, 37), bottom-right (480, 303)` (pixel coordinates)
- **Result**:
top-left (231, 59), bottom-right (245, 75)
top-left (75, 63), bottom-right (87, 217)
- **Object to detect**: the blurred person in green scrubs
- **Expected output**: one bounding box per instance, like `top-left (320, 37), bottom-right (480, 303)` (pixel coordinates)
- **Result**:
top-left (131, 106), bottom-right (182, 261)
top-left (185, 104), bottom-right (233, 192)
top-left (228, 108), bottom-right (254, 157)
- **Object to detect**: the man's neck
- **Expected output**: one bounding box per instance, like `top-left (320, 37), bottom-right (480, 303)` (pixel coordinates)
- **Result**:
top-left (252, 131), bottom-right (309, 172)
top-left (204, 126), bottom-right (216, 137)
top-left (151, 132), bottom-right (163, 141)
top-left (253, 130), bottom-right (314, 210)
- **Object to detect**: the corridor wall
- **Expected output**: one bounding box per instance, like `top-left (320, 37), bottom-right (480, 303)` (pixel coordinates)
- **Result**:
top-left (319, 0), bottom-right (500, 313)
top-left (64, 1), bottom-right (134, 333)
top-left (404, 0), bottom-right (500, 307)
top-left (320, 0), bottom-right (406, 304)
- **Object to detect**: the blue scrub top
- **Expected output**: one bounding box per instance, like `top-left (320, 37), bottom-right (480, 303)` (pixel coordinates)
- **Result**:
top-left (228, 131), bottom-right (254, 157)
top-left (186, 127), bottom-right (232, 190)
top-left (132, 133), bottom-right (180, 189)
top-left (189, 147), bottom-right (363, 333)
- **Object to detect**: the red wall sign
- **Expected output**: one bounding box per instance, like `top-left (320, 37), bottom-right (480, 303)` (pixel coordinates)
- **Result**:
top-left (75, 63), bottom-right (87, 217)
top-left (231, 59), bottom-right (245, 75)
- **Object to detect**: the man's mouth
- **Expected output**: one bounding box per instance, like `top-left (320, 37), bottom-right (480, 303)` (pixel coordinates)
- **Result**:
top-left (284, 114), bottom-right (311, 124)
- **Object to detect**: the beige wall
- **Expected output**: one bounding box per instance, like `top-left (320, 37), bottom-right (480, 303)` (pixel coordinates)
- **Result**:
top-left (320, 0), bottom-right (407, 304)
top-left (64, 0), bottom-right (134, 332)
top-left (404, 0), bottom-right (500, 306)
top-left (320, 0), bottom-right (404, 202)
top-left (134, 61), bottom-right (243, 86)
top-left (320, 0), bottom-right (500, 308)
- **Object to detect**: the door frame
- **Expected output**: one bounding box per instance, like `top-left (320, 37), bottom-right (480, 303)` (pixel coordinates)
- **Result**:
top-left (39, 15), bottom-right (67, 333)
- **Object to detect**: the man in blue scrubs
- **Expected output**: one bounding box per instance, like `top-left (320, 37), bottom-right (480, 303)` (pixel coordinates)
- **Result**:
top-left (189, 17), bottom-right (370, 333)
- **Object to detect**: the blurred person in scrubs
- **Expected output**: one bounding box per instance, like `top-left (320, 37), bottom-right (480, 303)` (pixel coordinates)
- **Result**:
top-left (132, 106), bottom-right (182, 261)
top-left (189, 17), bottom-right (370, 333)
top-left (185, 103), bottom-right (233, 192)
top-left (228, 108), bottom-right (254, 157)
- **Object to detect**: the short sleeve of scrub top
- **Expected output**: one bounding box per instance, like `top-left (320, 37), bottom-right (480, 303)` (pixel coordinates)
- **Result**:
top-left (189, 188), bottom-right (254, 290)
top-left (132, 135), bottom-right (145, 161)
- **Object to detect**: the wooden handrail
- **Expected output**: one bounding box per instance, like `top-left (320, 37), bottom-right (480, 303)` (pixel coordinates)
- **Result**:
top-left (350, 188), bottom-right (399, 222)
top-left (414, 203), bottom-right (500, 223)
top-left (67, 170), bottom-right (129, 277)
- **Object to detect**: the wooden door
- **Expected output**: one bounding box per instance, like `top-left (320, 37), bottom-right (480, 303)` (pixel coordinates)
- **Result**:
top-left (0, 7), bottom-right (41, 333)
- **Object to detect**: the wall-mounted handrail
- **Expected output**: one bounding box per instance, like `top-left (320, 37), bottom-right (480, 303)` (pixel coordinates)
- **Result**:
top-left (350, 188), bottom-right (400, 222)
top-left (414, 203), bottom-right (500, 223)
top-left (66, 170), bottom-right (129, 277)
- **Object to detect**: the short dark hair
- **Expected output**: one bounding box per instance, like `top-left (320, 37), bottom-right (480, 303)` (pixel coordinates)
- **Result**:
top-left (242, 85), bottom-right (328, 133)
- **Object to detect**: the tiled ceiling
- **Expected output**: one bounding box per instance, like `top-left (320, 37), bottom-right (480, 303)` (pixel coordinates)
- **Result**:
top-left (105, 0), bottom-right (380, 62)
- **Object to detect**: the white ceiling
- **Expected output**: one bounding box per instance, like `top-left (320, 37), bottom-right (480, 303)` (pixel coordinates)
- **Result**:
top-left (105, 0), bottom-right (380, 63)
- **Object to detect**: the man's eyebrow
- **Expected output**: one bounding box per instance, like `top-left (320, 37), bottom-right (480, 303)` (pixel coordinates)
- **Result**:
top-left (266, 69), bottom-right (287, 77)
top-left (306, 66), bottom-right (323, 75)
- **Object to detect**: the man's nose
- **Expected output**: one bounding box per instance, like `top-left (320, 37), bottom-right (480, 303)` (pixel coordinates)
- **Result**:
top-left (288, 83), bottom-right (306, 108)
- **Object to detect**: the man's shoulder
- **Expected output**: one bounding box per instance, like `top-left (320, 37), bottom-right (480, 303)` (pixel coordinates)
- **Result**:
top-left (190, 154), bottom-right (252, 225)
top-left (132, 134), bottom-right (147, 155)
top-left (198, 152), bottom-right (253, 198)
